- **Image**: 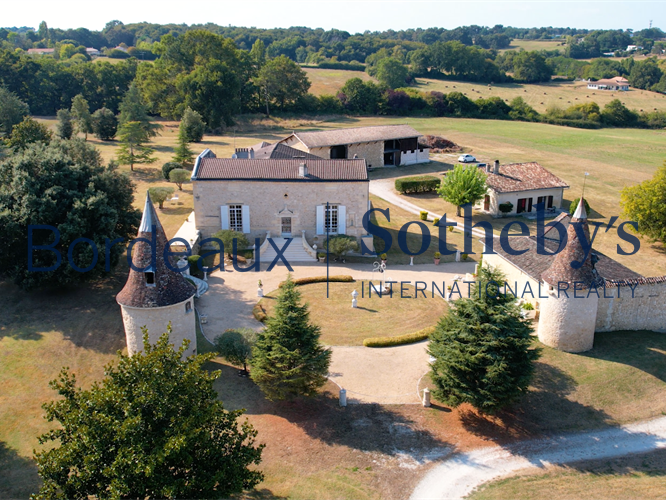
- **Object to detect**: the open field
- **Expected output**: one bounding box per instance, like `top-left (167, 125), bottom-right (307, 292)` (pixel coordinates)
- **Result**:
top-left (500, 38), bottom-right (567, 53)
top-left (303, 67), bottom-right (374, 96)
top-left (469, 448), bottom-right (666, 500)
top-left (415, 77), bottom-right (666, 114)
top-left (258, 281), bottom-right (448, 346)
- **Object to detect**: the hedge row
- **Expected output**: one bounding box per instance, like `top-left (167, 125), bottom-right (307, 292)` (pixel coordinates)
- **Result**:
top-left (363, 326), bottom-right (435, 347)
top-left (278, 275), bottom-right (354, 288)
top-left (395, 176), bottom-right (441, 194)
top-left (253, 304), bottom-right (267, 323)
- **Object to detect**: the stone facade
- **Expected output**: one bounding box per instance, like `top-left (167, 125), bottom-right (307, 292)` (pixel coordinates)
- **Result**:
top-left (475, 187), bottom-right (566, 217)
top-left (120, 295), bottom-right (196, 356)
top-left (596, 281), bottom-right (666, 332)
top-left (192, 179), bottom-right (369, 243)
top-left (483, 251), bottom-right (541, 306)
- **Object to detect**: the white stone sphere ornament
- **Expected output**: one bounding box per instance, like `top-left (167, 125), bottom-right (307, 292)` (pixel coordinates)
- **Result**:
top-left (351, 289), bottom-right (358, 308)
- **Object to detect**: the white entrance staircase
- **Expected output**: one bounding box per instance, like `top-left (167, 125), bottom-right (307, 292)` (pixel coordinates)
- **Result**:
top-left (261, 236), bottom-right (316, 263)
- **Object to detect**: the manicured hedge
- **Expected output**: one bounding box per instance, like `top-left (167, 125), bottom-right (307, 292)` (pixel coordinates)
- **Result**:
top-left (363, 326), bottom-right (435, 347)
top-left (395, 176), bottom-right (441, 194)
top-left (278, 275), bottom-right (354, 288)
top-left (253, 304), bottom-right (267, 323)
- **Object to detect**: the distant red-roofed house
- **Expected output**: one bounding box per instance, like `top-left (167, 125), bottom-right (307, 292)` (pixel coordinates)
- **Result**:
top-left (474, 161), bottom-right (570, 217)
top-left (587, 76), bottom-right (630, 91)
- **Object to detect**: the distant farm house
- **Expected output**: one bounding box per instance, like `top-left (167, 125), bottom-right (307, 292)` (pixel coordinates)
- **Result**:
top-left (586, 76), bottom-right (630, 91)
top-left (279, 125), bottom-right (430, 168)
top-left (26, 48), bottom-right (55, 55)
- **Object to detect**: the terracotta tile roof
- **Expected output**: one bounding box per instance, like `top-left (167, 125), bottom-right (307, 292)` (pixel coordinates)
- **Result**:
top-left (284, 125), bottom-right (422, 148)
top-left (480, 162), bottom-right (570, 194)
top-left (193, 157), bottom-right (368, 181)
top-left (487, 212), bottom-right (642, 285)
top-left (116, 194), bottom-right (196, 308)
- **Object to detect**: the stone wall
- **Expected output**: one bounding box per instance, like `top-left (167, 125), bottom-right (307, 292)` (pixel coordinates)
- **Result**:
top-left (595, 280), bottom-right (666, 332)
top-left (192, 179), bottom-right (369, 243)
top-left (537, 289), bottom-right (598, 352)
top-left (120, 298), bottom-right (197, 357)
top-left (347, 142), bottom-right (384, 168)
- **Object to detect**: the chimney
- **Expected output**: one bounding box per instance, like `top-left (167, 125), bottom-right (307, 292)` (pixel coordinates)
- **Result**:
top-left (249, 148), bottom-right (254, 159)
top-left (298, 162), bottom-right (308, 177)
top-left (493, 160), bottom-right (500, 175)
top-left (485, 163), bottom-right (492, 173)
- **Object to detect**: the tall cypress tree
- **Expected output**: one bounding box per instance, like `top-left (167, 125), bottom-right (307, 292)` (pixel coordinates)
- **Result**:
top-left (428, 266), bottom-right (540, 414)
top-left (118, 84), bottom-right (162, 137)
top-left (251, 275), bottom-right (331, 400)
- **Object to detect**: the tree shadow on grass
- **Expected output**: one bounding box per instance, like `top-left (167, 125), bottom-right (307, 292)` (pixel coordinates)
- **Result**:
top-left (0, 442), bottom-right (40, 499)
top-left (458, 361), bottom-right (612, 444)
top-left (581, 331), bottom-right (666, 383)
top-left (0, 269), bottom-right (126, 354)
top-left (208, 360), bottom-right (451, 461)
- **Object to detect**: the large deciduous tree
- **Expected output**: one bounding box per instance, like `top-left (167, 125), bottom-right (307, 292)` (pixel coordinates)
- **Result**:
top-left (0, 139), bottom-right (140, 289)
top-left (0, 86), bottom-right (29, 137)
top-left (91, 107), bottom-right (118, 140)
top-left (621, 162), bottom-right (666, 245)
top-left (179, 106), bottom-right (206, 142)
top-left (438, 163), bottom-right (488, 216)
top-left (428, 266), bottom-right (540, 414)
top-left (116, 121), bottom-right (156, 171)
top-left (33, 329), bottom-right (264, 499)
top-left (6, 117), bottom-right (52, 150)
top-left (375, 57), bottom-right (409, 89)
top-left (70, 94), bottom-right (93, 140)
top-left (250, 275), bottom-right (331, 400)
top-left (255, 55), bottom-right (310, 115)
top-left (215, 328), bottom-right (258, 375)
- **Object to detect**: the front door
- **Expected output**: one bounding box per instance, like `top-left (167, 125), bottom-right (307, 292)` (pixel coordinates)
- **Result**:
top-left (517, 198), bottom-right (527, 214)
top-left (484, 195), bottom-right (490, 211)
top-left (281, 217), bottom-right (292, 237)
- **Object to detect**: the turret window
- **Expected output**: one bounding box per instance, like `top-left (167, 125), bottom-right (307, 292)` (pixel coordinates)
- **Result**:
top-left (185, 301), bottom-right (192, 313)
top-left (145, 271), bottom-right (155, 287)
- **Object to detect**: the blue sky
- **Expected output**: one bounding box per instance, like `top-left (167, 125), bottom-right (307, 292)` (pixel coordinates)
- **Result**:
top-left (3, 0), bottom-right (664, 33)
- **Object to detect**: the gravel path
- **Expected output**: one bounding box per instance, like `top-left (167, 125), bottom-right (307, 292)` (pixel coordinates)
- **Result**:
top-left (410, 415), bottom-right (666, 500)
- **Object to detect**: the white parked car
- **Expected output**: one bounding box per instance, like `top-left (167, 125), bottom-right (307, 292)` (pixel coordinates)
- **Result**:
top-left (458, 154), bottom-right (477, 163)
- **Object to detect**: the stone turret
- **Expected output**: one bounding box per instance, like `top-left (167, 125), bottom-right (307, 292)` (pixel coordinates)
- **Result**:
top-left (116, 193), bottom-right (197, 356)
top-left (537, 198), bottom-right (601, 352)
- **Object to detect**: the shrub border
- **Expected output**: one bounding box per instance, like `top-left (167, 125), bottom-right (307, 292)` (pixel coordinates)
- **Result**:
top-left (363, 326), bottom-right (435, 348)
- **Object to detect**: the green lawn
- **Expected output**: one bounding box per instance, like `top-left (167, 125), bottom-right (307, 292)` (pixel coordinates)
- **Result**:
top-left (258, 281), bottom-right (448, 346)
top-left (469, 449), bottom-right (666, 500)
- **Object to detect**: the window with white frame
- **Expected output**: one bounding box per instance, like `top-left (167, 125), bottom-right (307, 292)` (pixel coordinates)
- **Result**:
top-left (229, 205), bottom-right (243, 232)
top-left (325, 205), bottom-right (338, 233)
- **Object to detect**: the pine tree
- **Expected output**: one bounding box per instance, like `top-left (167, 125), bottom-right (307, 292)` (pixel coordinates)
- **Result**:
top-left (55, 109), bottom-right (73, 139)
top-left (118, 84), bottom-right (162, 137)
top-left (428, 266), bottom-right (540, 414)
top-left (251, 275), bottom-right (331, 400)
top-left (116, 121), bottom-right (156, 171)
top-left (173, 129), bottom-right (195, 166)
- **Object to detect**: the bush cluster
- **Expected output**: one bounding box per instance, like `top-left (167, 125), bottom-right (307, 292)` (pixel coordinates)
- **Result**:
top-left (363, 326), bottom-right (435, 347)
top-left (395, 175), bottom-right (441, 194)
top-left (252, 304), bottom-right (267, 323)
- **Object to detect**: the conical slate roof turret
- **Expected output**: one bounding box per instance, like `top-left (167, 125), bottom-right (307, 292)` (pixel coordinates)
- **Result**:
top-left (542, 198), bottom-right (600, 289)
top-left (116, 193), bottom-right (195, 308)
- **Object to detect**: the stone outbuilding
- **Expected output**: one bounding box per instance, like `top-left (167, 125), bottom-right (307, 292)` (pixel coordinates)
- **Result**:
top-left (116, 194), bottom-right (197, 356)
top-left (278, 124), bottom-right (430, 168)
top-left (474, 161), bottom-right (570, 217)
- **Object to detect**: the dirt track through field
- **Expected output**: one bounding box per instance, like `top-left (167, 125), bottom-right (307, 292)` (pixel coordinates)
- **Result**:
top-left (410, 415), bottom-right (666, 500)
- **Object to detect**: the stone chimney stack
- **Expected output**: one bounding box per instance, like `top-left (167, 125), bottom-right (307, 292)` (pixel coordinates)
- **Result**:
top-left (249, 148), bottom-right (254, 159)
top-left (493, 160), bottom-right (500, 174)
top-left (298, 162), bottom-right (308, 177)
top-left (485, 163), bottom-right (492, 173)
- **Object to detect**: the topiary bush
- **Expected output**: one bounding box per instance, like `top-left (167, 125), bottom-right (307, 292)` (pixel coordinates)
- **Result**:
top-left (162, 162), bottom-right (181, 181)
top-left (433, 217), bottom-right (440, 226)
top-left (278, 275), bottom-right (354, 288)
top-left (420, 210), bottom-right (428, 221)
top-left (395, 175), bottom-right (441, 194)
top-left (363, 326), bottom-right (435, 347)
top-left (498, 202), bottom-right (513, 216)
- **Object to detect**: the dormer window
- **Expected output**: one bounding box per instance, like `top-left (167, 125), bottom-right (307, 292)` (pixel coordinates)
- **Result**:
top-left (145, 271), bottom-right (155, 287)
